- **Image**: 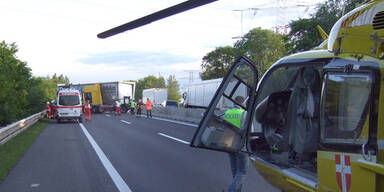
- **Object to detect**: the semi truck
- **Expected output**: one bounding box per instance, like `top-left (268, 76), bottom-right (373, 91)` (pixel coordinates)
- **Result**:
top-left (82, 81), bottom-right (135, 113)
top-left (142, 88), bottom-right (168, 107)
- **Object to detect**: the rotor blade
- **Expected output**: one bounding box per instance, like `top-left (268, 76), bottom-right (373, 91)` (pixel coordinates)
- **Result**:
top-left (97, 0), bottom-right (217, 39)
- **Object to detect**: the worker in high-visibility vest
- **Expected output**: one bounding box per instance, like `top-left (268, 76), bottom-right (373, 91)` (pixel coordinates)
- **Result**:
top-left (223, 96), bottom-right (249, 192)
top-left (145, 98), bottom-right (153, 118)
top-left (84, 100), bottom-right (92, 122)
top-left (130, 100), bottom-right (136, 115)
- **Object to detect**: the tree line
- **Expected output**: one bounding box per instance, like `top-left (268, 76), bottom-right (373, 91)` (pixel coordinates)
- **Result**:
top-left (201, 0), bottom-right (365, 80)
top-left (0, 41), bottom-right (69, 126)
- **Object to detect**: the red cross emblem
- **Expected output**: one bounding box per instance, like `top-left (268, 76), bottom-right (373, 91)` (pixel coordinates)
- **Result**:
top-left (335, 154), bottom-right (351, 192)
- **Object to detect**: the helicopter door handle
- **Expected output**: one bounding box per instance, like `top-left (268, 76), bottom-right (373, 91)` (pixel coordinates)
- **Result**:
top-left (362, 144), bottom-right (372, 161)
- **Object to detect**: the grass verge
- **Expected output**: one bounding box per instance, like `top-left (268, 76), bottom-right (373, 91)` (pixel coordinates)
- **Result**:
top-left (0, 118), bottom-right (49, 181)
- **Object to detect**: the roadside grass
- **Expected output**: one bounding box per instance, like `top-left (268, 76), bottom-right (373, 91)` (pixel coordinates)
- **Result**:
top-left (0, 118), bottom-right (49, 181)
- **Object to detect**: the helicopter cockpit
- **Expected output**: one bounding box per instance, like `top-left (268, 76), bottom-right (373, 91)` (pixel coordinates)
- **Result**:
top-left (252, 61), bottom-right (325, 172)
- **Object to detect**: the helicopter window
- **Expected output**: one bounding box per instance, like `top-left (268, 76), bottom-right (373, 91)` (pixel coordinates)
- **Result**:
top-left (256, 66), bottom-right (300, 105)
top-left (320, 73), bottom-right (372, 144)
top-left (252, 64), bottom-right (323, 134)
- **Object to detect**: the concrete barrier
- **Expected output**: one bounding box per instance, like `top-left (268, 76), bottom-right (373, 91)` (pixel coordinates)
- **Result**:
top-left (147, 107), bottom-right (205, 124)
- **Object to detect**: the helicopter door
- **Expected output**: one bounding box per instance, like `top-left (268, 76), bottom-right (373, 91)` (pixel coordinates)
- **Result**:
top-left (317, 67), bottom-right (378, 192)
top-left (191, 56), bottom-right (258, 152)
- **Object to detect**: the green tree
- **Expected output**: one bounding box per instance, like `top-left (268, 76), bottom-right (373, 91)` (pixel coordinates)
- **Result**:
top-left (234, 27), bottom-right (287, 76)
top-left (0, 41), bottom-right (70, 126)
top-left (201, 46), bottom-right (240, 80)
top-left (25, 77), bottom-right (46, 115)
top-left (0, 41), bottom-right (31, 125)
top-left (40, 73), bottom-right (70, 101)
top-left (166, 75), bottom-right (181, 103)
top-left (287, 0), bottom-right (365, 53)
top-left (135, 75), bottom-right (166, 100)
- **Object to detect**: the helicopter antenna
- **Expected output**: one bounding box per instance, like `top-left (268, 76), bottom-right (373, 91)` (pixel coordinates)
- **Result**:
top-left (98, 0), bottom-right (217, 39)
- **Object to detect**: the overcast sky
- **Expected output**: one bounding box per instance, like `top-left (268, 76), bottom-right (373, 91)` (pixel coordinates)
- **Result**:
top-left (1, 0), bottom-right (326, 90)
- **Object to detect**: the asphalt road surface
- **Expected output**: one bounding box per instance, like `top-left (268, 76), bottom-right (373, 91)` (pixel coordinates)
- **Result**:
top-left (0, 114), bottom-right (278, 192)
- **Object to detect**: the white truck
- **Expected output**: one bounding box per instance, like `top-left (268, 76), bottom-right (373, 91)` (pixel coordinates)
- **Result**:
top-left (184, 78), bottom-right (247, 109)
top-left (184, 78), bottom-right (222, 108)
top-left (142, 88), bottom-right (168, 106)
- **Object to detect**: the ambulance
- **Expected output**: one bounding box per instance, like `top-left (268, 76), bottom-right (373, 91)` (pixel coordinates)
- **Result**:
top-left (56, 88), bottom-right (83, 123)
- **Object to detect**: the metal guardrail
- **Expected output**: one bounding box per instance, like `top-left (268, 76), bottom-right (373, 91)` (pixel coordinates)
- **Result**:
top-left (0, 111), bottom-right (45, 145)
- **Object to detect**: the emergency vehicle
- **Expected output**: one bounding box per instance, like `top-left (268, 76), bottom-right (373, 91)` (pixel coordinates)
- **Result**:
top-left (56, 88), bottom-right (83, 123)
top-left (98, 0), bottom-right (384, 191)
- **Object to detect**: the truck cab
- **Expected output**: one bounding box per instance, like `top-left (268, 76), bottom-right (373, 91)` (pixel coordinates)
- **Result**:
top-left (56, 88), bottom-right (83, 123)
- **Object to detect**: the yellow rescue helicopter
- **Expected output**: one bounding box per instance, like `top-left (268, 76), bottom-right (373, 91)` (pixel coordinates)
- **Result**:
top-left (98, 0), bottom-right (384, 191)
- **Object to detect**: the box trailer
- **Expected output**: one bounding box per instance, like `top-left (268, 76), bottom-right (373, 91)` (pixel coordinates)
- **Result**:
top-left (184, 78), bottom-right (222, 108)
top-left (185, 78), bottom-right (247, 109)
top-left (142, 88), bottom-right (168, 106)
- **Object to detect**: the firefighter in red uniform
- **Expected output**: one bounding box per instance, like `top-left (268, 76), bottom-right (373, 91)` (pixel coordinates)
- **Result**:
top-left (84, 100), bottom-right (92, 122)
top-left (46, 101), bottom-right (51, 118)
top-left (115, 100), bottom-right (121, 115)
top-left (50, 100), bottom-right (56, 119)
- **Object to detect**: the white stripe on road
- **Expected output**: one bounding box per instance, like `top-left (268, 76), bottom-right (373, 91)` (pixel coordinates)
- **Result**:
top-left (141, 115), bottom-right (197, 127)
top-left (158, 132), bottom-right (190, 145)
top-left (105, 114), bottom-right (111, 117)
top-left (79, 123), bottom-right (132, 192)
top-left (120, 120), bottom-right (131, 124)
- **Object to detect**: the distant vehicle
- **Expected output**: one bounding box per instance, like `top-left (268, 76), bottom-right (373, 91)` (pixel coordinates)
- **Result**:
top-left (56, 88), bottom-right (82, 123)
top-left (185, 78), bottom-right (247, 110)
top-left (142, 88), bottom-right (168, 106)
top-left (162, 100), bottom-right (178, 108)
top-left (82, 81), bottom-right (135, 113)
top-left (184, 78), bottom-right (222, 108)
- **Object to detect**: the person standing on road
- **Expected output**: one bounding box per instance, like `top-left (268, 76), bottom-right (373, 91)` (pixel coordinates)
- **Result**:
top-left (84, 100), bottom-right (92, 122)
top-left (224, 96), bottom-right (249, 192)
top-left (50, 100), bottom-right (56, 119)
top-left (46, 101), bottom-right (51, 118)
top-left (115, 100), bottom-right (121, 116)
top-left (136, 99), bottom-right (143, 118)
top-left (145, 98), bottom-right (153, 118)
top-left (130, 99), bottom-right (136, 115)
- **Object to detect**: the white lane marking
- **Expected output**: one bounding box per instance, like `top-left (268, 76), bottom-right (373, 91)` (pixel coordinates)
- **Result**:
top-left (79, 123), bottom-right (132, 192)
top-left (30, 184), bottom-right (40, 188)
top-left (105, 114), bottom-right (111, 117)
top-left (121, 120), bottom-right (131, 124)
top-left (141, 115), bottom-right (197, 127)
top-left (158, 132), bottom-right (190, 145)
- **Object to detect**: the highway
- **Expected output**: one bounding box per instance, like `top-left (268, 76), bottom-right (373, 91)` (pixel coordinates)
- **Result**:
top-left (0, 114), bottom-right (278, 192)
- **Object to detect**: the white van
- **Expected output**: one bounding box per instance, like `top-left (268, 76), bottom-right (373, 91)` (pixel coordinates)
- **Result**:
top-left (56, 88), bottom-right (82, 123)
